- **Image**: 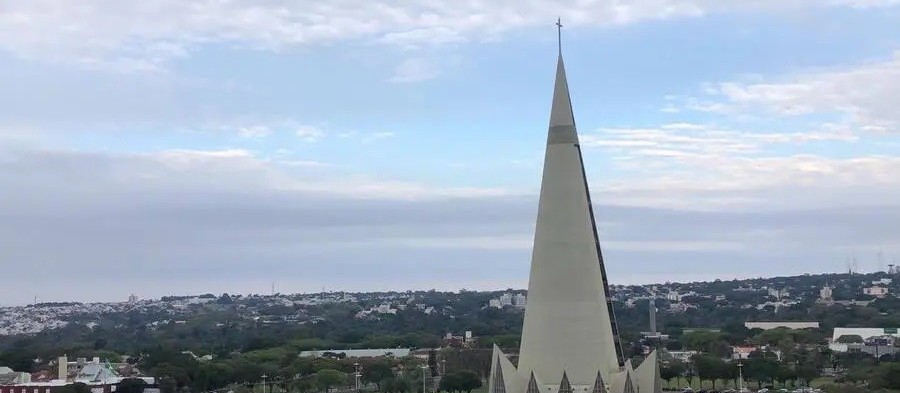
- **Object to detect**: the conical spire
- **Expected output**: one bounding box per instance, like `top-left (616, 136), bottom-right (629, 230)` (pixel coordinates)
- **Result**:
top-left (549, 54), bottom-right (576, 130)
top-left (526, 372), bottom-right (541, 393)
top-left (558, 372), bottom-right (573, 393)
top-left (592, 371), bottom-right (608, 393)
top-left (517, 26), bottom-right (622, 387)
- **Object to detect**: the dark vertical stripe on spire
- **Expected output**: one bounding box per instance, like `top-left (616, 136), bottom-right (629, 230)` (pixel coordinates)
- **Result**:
top-left (575, 143), bottom-right (626, 367)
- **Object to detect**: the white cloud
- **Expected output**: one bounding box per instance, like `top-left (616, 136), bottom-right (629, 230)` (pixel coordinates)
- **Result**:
top-left (580, 122), bottom-right (899, 210)
top-left (583, 123), bottom-right (856, 156)
top-left (1, 141), bottom-right (898, 303)
top-left (296, 125), bottom-right (325, 142)
top-left (279, 160), bottom-right (330, 168)
top-left (612, 50), bottom-right (900, 210)
top-left (2, 0), bottom-right (896, 70)
top-left (682, 51), bottom-right (900, 133)
top-left (362, 131), bottom-right (395, 143)
top-left (237, 125), bottom-right (271, 139)
top-left (389, 57), bottom-right (439, 83)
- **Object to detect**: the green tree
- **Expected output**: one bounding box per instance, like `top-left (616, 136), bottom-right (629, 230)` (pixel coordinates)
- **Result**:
top-left (795, 363), bottom-right (818, 387)
top-left (744, 357), bottom-right (778, 389)
top-left (693, 355), bottom-right (725, 390)
top-left (0, 350), bottom-right (37, 372)
top-left (439, 373), bottom-right (460, 393)
top-left (660, 361), bottom-right (686, 387)
top-left (874, 362), bottom-right (900, 390)
top-left (363, 360), bottom-right (394, 388)
top-left (315, 369), bottom-right (346, 393)
top-left (681, 331), bottom-right (731, 357)
top-left (382, 377), bottom-right (400, 393)
top-left (820, 383), bottom-right (867, 393)
top-left (117, 378), bottom-right (148, 393)
top-left (836, 335), bottom-right (864, 344)
top-left (157, 377), bottom-right (177, 393)
top-left (395, 376), bottom-right (413, 393)
top-left (774, 364), bottom-right (795, 388)
top-left (52, 382), bottom-right (92, 393)
top-left (454, 371), bottom-right (482, 393)
top-left (151, 363), bottom-right (193, 388)
top-left (287, 377), bottom-right (315, 393)
top-left (440, 371), bottom-right (481, 393)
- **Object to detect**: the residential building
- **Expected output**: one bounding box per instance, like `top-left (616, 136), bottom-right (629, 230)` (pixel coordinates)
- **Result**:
top-left (499, 293), bottom-right (513, 307)
top-left (514, 294), bottom-right (527, 309)
top-left (863, 286), bottom-right (889, 298)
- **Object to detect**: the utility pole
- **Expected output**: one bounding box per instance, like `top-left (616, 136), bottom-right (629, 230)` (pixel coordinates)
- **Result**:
top-left (354, 362), bottom-right (361, 392)
top-left (261, 374), bottom-right (267, 393)
top-left (737, 362), bottom-right (744, 392)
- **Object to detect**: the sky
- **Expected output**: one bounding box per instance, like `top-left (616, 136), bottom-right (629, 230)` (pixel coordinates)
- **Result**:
top-left (1, 1), bottom-right (899, 305)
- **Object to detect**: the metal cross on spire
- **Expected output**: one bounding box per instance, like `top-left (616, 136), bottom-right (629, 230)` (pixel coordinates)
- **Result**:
top-left (556, 18), bottom-right (563, 55)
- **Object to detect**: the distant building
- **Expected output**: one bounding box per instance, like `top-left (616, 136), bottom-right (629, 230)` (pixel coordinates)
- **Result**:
top-left (487, 292), bottom-right (526, 309)
top-left (0, 368), bottom-right (30, 385)
top-left (127, 294), bottom-right (139, 304)
top-left (767, 288), bottom-right (790, 299)
top-left (0, 356), bottom-right (156, 393)
top-left (442, 331), bottom-right (477, 348)
top-left (665, 350), bottom-right (699, 363)
top-left (819, 286), bottom-right (833, 302)
top-left (830, 327), bottom-right (900, 352)
top-left (355, 303), bottom-right (398, 318)
top-left (745, 321), bottom-right (820, 330)
top-left (863, 286), bottom-right (889, 298)
top-left (731, 346), bottom-right (759, 360)
top-left (499, 293), bottom-right (513, 307)
top-left (514, 293), bottom-right (527, 309)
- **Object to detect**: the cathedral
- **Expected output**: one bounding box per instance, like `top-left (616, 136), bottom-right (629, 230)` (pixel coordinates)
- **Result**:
top-left (487, 26), bottom-right (663, 393)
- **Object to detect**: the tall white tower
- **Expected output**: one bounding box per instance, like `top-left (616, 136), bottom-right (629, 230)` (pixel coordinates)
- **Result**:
top-left (488, 21), bottom-right (660, 393)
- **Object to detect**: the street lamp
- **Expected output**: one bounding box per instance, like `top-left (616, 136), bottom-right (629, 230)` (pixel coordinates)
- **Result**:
top-left (737, 363), bottom-right (744, 392)
top-left (421, 365), bottom-right (429, 393)
top-left (354, 362), bottom-right (362, 392)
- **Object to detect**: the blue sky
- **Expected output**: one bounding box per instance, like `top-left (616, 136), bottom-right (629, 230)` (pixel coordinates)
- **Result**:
top-left (1, 1), bottom-right (899, 304)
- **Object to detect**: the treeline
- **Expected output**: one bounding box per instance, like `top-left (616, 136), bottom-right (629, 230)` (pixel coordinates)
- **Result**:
top-left (660, 351), bottom-right (900, 392)
top-left (136, 346), bottom-right (482, 393)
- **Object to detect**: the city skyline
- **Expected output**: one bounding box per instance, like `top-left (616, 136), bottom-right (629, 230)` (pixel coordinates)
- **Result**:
top-left (1, 1), bottom-right (899, 304)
